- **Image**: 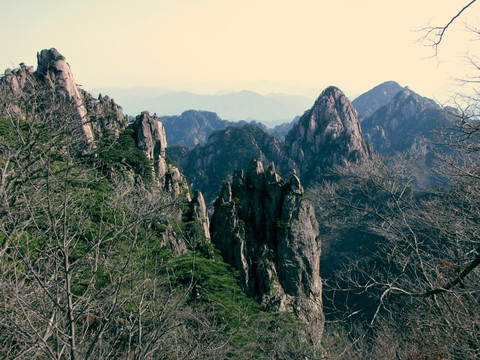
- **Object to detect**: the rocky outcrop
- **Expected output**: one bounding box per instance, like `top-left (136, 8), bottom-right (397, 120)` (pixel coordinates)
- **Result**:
top-left (83, 92), bottom-right (128, 138)
top-left (129, 111), bottom-right (168, 179)
top-left (181, 190), bottom-right (211, 253)
top-left (284, 86), bottom-right (370, 186)
top-left (0, 48), bottom-right (128, 148)
top-left (210, 160), bottom-right (323, 345)
top-left (128, 111), bottom-right (190, 198)
top-left (35, 48), bottom-right (94, 145)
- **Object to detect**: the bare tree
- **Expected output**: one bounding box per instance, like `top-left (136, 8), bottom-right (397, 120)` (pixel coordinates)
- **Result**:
top-left (310, 145), bottom-right (480, 358)
top-left (0, 71), bottom-right (243, 359)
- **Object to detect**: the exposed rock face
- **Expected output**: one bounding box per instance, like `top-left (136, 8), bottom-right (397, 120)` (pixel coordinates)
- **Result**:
top-left (361, 88), bottom-right (449, 155)
top-left (284, 86), bottom-right (370, 186)
top-left (1, 48), bottom-right (127, 148)
top-left (352, 81), bottom-right (404, 119)
top-left (83, 92), bottom-right (128, 138)
top-left (35, 48), bottom-right (94, 145)
top-left (128, 111), bottom-right (190, 198)
top-left (210, 160), bottom-right (323, 345)
top-left (130, 111), bottom-right (168, 178)
top-left (2, 64), bottom-right (35, 96)
top-left (182, 190), bottom-right (211, 244)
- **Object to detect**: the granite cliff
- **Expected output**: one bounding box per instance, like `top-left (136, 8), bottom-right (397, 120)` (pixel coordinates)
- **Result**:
top-left (210, 160), bottom-right (324, 347)
top-left (284, 86), bottom-right (370, 186)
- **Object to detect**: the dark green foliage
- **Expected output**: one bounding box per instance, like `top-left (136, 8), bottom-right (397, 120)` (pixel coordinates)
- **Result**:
top-left (97, 128), bottom-right (153, 181)
top-left (182, 124), bottom-right (284, 203)
top-left (166, 250), bottom-right (316, 359)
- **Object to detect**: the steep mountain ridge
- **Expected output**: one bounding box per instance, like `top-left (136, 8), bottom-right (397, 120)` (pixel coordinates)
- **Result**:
top-left (0, 50), bottom-right (327, 353)
top-left (1, 48), bottom-right (206, 244)
top-left (352, 80), bottom-right (404, 119)
top-left (361, 87), bottom-right (449, 155)
top-left (172, 87), bottom-right (371, 203)
top-left (284, 86), bottom-right (370, 186)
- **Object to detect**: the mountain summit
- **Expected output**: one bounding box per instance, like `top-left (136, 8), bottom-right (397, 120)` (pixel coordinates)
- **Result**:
top-left (361, 87), bottom-right (448, 155)
top-left (352, 80), bottom-right (404, 118)
top-left (284, 86), bottom-right (370, 186)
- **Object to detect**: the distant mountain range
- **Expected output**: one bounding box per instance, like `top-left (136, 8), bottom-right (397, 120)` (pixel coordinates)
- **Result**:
top-left (165, 81), bottom-right (452, 205)
top-left (90, 87), bottom-right (315, 126)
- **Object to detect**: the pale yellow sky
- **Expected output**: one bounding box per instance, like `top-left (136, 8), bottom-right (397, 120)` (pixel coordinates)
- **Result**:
top-left (2, 0), bottom-right (479, 100)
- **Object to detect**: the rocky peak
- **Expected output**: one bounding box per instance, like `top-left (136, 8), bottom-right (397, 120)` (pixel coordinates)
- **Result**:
top-left (361, 87), bottom-right (446, 155)
top-left (128, 111), bottom-right (190, 198)
top-left (35, 48), bottom-right (94, 145)
top-left (210, 159), bottom-right (324, 346)
top-left (284, 86), bottom-right (370, 186)
top-left (36, 49), bottom-right (78, 100)
top-left (352, 81), bottom-right (404, 118)
top-left (129, 111), bottom-right (167, 178)
top-left (0, 49), bottom-right (117, 148)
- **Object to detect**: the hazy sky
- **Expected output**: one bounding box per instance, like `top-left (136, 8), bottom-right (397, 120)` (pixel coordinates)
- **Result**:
top-left (2, 0), bottom-right (479, 100)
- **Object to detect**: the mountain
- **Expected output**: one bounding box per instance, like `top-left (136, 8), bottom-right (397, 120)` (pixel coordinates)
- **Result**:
top-left (158, 110), bottom-right (230, 148)
top-left (91, 88), bottom-right (314, 125)
top-left (173, 123), bottom-right (285, 205)
top-left (284, 86), bottom-right (370, 187)
top-left (361, 87), bottom-right (449, 155)
top-left (352, 81), bottom-right (404, 119)
top-left (1, 48), bottom-right (324, 358)
top-left (169, 87), bottom-right (372, 205)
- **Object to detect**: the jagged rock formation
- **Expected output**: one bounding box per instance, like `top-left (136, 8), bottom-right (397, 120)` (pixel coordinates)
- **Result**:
top-left (210, 160), bottom-right (323, 345)
top-left (284, 86), bottom-right (370, 186)
top-left (158, 110), bottom-right (229, 148)
top-left (361, 87), bottom-right (449, 155)
top-left (1, 48), bottom-right (128, 148)
top-left (182, 190), bottom-right (211, 243)
top-left (83, 92), bottom-right (128, 138)
top-left (35, 48), bottom-right (94, 145)
top-left (352, 80), bottom-right (404, 119)
top-left (1, 48), bottom-right (190, 199)
top-left (128, 111), bottom-right (190, 198)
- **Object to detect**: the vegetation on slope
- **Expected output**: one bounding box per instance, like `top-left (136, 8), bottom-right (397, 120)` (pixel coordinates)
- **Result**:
top-left (0, 82), bottom-right (319, 359)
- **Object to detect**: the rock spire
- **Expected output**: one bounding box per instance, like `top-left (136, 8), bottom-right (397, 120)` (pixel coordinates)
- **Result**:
top-left (284, 86), bottom-right (370, 186)
top-left (210, 160), bottom-right (324, 346)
